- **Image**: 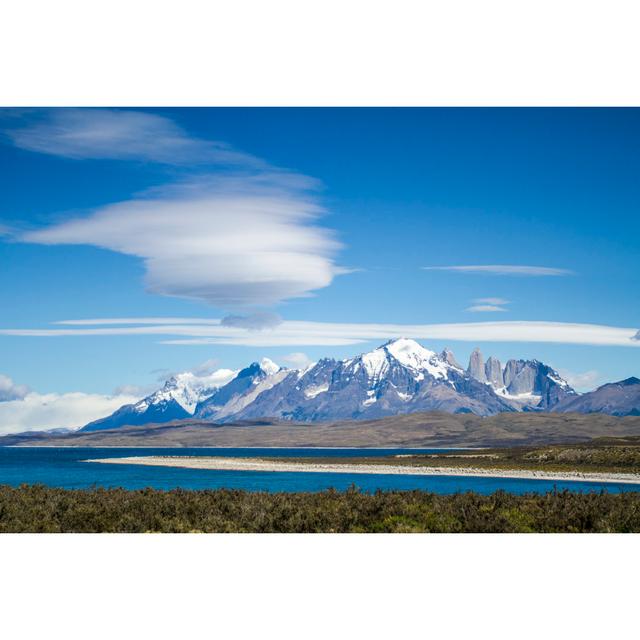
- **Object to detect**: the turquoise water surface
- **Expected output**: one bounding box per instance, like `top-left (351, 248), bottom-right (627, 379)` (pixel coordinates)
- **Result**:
top-left (0, 447), bottom-right (638, 494)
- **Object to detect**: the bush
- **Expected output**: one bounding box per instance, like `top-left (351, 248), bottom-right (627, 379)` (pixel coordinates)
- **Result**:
top-left (1, 484), bottom-right (639, 533)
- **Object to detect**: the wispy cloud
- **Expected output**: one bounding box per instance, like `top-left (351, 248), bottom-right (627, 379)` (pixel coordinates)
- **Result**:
top-left (424, 265), bottom-right (574, 276)
top-left (633, 330), bottom-right (640, 341)
top-left (466, 297), bottom-right (510, 313)
top-left (2, 318), bottom-right (639, 348)
top-left (3, 108), bottom-right (260, 166)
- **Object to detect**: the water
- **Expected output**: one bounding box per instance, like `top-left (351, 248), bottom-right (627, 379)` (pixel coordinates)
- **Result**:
top-left (0, 447), bottom-right (637, 494)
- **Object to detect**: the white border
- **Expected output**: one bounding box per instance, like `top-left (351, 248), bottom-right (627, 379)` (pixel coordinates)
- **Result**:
top-left (2, 0), bottom-right (640, 106)
top-left (1, 534), bottom-right (638, 639)
top-left (1, 1), bottom-right (639, 637)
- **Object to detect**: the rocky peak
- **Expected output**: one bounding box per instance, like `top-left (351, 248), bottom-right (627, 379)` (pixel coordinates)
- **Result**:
top-left (467, 347), bottom-right (486, 383)
top-left (485, 356), bottom-right (504, 388)
top-left (440, 347), bottom-right (463, 370)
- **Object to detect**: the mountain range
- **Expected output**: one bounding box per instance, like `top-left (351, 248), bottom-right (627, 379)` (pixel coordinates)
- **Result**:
top-left (81, 338), bottom-right (639, 432)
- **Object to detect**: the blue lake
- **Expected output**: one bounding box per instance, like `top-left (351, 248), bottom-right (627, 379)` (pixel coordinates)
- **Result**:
top-left (0, 447), bottom-right (638, 495)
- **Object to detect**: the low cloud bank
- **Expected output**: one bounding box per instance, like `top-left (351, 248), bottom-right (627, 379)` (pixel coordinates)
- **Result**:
top-left (0, 374), bottom-right (30, 401)
top-left (0, 390), bottom-right (140, 435)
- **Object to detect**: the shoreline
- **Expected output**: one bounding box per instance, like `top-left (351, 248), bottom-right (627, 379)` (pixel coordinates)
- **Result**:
top-left (5, 445), bottom-right (478, 450)
top-left (85, 456), bottom-right (640, 485)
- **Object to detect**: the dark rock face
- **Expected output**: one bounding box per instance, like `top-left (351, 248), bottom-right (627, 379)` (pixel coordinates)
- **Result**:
top-left (467, 348), bottom-right (486, 382)
top-left (503, 359), bottom-right (523, 389)
top-left (503, 360), bottom-right (535, 394)
top-left (485, 356), bottom-right (504, 388)
top-left (440, 347), bottom-right (463, 370)
top-left (553, 377), bottom-right (640, 416)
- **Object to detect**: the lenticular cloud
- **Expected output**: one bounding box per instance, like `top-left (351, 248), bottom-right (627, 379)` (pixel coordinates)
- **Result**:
top-left (21, 173), bottom-right (344, 307)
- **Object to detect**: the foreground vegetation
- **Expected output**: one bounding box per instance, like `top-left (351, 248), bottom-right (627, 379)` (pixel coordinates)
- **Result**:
top-left (2, 484), bottom-right (640, 532)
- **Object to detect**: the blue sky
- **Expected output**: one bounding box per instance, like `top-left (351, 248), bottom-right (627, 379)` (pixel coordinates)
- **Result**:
top-left (0, 108), bottom-right (639, 430)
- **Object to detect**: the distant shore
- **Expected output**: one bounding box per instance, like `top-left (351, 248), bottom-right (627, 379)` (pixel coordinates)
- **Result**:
top-left (86, 456), bottom-right (640, 484)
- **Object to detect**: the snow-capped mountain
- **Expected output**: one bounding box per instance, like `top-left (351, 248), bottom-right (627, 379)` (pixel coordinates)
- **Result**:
top-left (552, 377), bottom-right (640, 416)
top-left (195, 358), bottom-right (287, 420)
top-left (82, 368), bottom-right (237, 432)
top-left (84, 339), bottom-right (582, 431)
top-left (220, 338), bottom-right (516, 422)
top-left (464, 348), bottom-right (576, 410)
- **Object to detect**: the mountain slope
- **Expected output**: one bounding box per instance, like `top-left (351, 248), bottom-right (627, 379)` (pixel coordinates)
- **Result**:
top-left (553, 377), bottom-right (640, 416)
top-left (195, 338), bottom-right (515, 422)
top-left (81, 339), bottom-right (587, 430)
top-left (195, 358), bottom-right (285, 420)
top-left (82, 369), bottom-right (236, 432)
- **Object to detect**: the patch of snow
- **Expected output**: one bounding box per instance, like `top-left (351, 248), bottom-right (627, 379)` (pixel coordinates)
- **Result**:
top-left (494, 387), bottom-right (542, 407)
top-left (296, 363), bottom-right (317, 379)
top-left (304, 383), bottom-right (329, 399)
top-left (384, 338), bottom-right (450, 380)
top-left (547, 371), bottom-right (570, 389)
top-left (360, 349), bottom-right (390, 380)
top-left (138, 368), bottom-right (237, 415)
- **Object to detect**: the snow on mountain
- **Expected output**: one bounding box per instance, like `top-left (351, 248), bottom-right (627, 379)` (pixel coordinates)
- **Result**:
top-left (346, 339), bottom-right (451, 384)
top-left (466, 351), bottom-right (576, 410)
top-left (384, 338), bottom-right (450, 380)
top-left (194, 358), bottom-right (285, 420)
top-left (137, 369), bottom-right (237, 415)
top-left (82, 339), bottom-right (586, 430)
top-left (198, 338), bottom-right (514, 422)
top-left (81, 367), bottom-right (237, 432)
top-left (258, 357), bottom-right (281, 376)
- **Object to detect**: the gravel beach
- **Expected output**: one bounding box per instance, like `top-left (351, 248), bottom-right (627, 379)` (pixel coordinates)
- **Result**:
top-left (86, 456), bottom-right (640, 485)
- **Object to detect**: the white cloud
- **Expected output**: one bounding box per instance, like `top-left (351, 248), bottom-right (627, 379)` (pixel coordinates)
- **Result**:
top-left (4, 108), bottom-right (259, 165)
top-left (20, 173), bottom-right (344, 306)
top-left (0, 391), bottom-right (139, 435)
top-left (466, 297), bottom-right (510, 313)
top-left (557, 369), bottom-right (601, 392)
top-left (282, 352), bottom-right (314, 368)
top-left (112, 383), bottom-right (158, 397)
top-left (189, 358), bottom-right (221, 377)
top-left (3, 318), bottom-right (639, 348)
top-left (0, 374), bottom-right (30, 401)
top-left (466, 305), bottom-right (507, 313)
top-left (633, 330), bottom-right (640, 341)
top-left (424, 265), bottom-right (574, 276)
top-left (7, 110), bottom-right (348, 307)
